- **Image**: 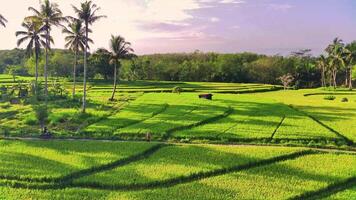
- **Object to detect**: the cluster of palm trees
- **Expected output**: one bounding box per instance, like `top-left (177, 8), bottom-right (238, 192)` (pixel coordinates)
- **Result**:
top-left (14, 0), bottom-right (104, 113)
top-left (12, 0), bottom-right (133, 113)
top-left (317, 38), bottom-right (355, 90)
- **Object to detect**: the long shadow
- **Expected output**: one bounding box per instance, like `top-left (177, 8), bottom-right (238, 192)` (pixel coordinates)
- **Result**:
top-left (0, 144), bottom-right (165, 184)
top-left (289, 176), bottom-right (356, 200)
top-left (0, 150), bottom-right (315, 191)
top-left (270, 115), bottom-right (286, 139)
top-left (117, 103), bottom-right (169, 130)
top-left (288, 105), bottom-right (354, 145)
top-left (81, 103), bottom-right (170, 136)
top-left (0, 151), bottom-right (76, 179)
top-left (76, 93), bottom-right (145, 132)
top-left (162, 107), bottom-right (234, 140)
top-left (294, 105), bottom-right (356, 121)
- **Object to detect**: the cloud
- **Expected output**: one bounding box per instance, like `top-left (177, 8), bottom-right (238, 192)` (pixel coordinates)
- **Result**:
top-left (219, 0), bottom-right (245, 4)
top-left (267, 4), bottom-right (294, 11)
top-left (142, 0), bottom-right (201, 23)
top-left (210, 17), bottom-right (220, 23)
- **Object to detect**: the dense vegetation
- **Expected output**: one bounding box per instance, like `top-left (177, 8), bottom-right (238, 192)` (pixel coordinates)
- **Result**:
top-left (2, 49), bottom-right (356, 89)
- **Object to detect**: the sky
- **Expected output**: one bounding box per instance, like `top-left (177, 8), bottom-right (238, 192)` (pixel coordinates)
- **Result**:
top-left (0, 0), bottom-right (356, 55)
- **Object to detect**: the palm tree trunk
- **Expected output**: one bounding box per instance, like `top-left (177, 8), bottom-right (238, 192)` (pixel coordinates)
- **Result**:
top-left (35, 51), bottom-right (39, 96)
top-left (323, 69), bottom-right (326, 87)
top-left (333, 70), bottom-right (337, 89)
top-left (45, 29), bottom-right (49, 102)
top-left (110, 62), bottom-right (117, 101)
top-left (73, 50), bottom-right (77, 98)
top-left (345, 69), bottom-right (348, 87)
top-left (350, 67), bottom-right (353, 90)
top-left (321, 68), bottom-right (325, 87)
top-left (82, 25), bottom-right (88, 113)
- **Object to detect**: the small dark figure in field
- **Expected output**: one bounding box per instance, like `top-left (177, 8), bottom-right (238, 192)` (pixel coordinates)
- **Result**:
top-left (146, 132), bottom-right (152, 142)
top-left (40, 127), bottom-right (52, 139)
top-left (199, 94), bottom-right (213, 100)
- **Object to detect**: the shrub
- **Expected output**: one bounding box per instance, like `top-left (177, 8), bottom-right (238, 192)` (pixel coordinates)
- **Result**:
top-left (323, 95), bottom-right (336, 101)
top-left (341, 97), bottom-right (348, 102)
top-left (33, 104), bottom-right (49, 132)
top-left (172, 86), bottom-right (182, 94)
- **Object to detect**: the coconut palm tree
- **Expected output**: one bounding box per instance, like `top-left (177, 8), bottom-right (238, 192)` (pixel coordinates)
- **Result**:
top-left (107, 35), bottom-right (134, 101)
top-left (63, 18), bottom-right (93, 98)
top-left (72, 1), bottom-right (106, 113)
top-left (25, 0), bottom-right (66, 100)
top-left (0, 14), bottom-right (7, 27)
top-left (342, 48), bottom-right (352, 88)
top-left (345, 42), bottom-right (356, 90)
top-left (316, 55), bottom-right (328, 88)
top-left (16, 20), bottom-right (47, 95)
top-left (325, 38), bottom-right (345, 89)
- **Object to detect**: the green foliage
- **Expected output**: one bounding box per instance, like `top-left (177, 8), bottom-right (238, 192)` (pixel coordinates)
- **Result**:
top-left (324, 95), bottom-right (336, 101)
top-left (341, 97), bottom-right (349, 102)
top-left (172, 86), bottom-right (182, 94)
top-left (0, 49), bottom-right (26, 73)
top-left (33, 103), bottom-right (48, 129)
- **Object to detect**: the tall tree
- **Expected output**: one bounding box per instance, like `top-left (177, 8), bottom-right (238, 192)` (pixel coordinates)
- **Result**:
top-left (26, 0), bottom-right (66, 100)
top-left (0, 14), bottom-right (7, 27)
top-left (63, 18), bottom-right (92, 98)
top-left (316, 55), bottom-right (328, 88)
top-left (107, 35), bottom-right (134, 101)
top-left (325, 38), bottom-right (345, 89)
top-left (345, 42), bottom-right (356, 90)
top-left (72, 1), bottom-right (106, 113)
top-left (16, 20), bottom-right (47, 95)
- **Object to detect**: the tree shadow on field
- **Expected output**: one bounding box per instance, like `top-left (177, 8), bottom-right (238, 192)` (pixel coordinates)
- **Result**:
top-left (129, 181), bottom-right (238, 200)
top-left (18, 139), bottom-right (154, 159)
top-left (230, 154), bottom-right (356, 200)
top-left (69, 144), bottom-right (298, 186)
top-left (293, 105), bottom-right (356, 122)
top-left (290, 176), bottom-right (356, 200)
top-left (104, 97), bottom-right (351, 142)
top-left (0, 152), bottom-right (76, 179)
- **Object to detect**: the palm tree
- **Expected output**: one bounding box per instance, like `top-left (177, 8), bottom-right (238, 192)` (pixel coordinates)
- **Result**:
top-left (345, 42), bottom-right (356, 90)
top-left (325, 38), bottom-right (345, 89)
top-left (316, 55), bottom-right (328, 88)
top-left (107, 35), bottom-right (134, 101)
top-left (0, 14), bottom-right (7, 27)
top-left (16, 20), bottom-right (47, 95)
top-left (342, 48), bottom-right (352, 88)
top-left (72, 1), bottom-right (106, 113)
top-left (25, 0), bottom-right (66, 100)
top-left (63, 18), bottom-right (92, 98)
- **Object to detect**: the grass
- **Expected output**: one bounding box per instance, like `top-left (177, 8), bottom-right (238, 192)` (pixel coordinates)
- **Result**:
top-left (0, 140), bottom-right (155, 180)
top-left (0, 140), bottom-right (354, 199)
top-left (1, 74), bottom-right (356, 199)
top-left (73, 144), bottom-right (300, 186)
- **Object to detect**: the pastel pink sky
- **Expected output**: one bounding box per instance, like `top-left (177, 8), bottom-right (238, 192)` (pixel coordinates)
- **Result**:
top-left (0, 0), bottom-right (355, 55)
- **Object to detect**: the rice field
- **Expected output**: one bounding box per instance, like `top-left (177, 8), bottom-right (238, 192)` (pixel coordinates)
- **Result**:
top-left (0, 140), bottom-right (354, 199)
top-left (0, 74), bottom-right (356, 199)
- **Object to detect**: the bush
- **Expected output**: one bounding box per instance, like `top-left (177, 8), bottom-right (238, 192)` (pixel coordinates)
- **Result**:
top-left (172, 86), bottom-right (182, 94)
top-left (33, 104), bottom-right (49, 132)
top-left (324, 95), bottom-right (336, 101)
top-left (341, 97), bottom-right (348, 102)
